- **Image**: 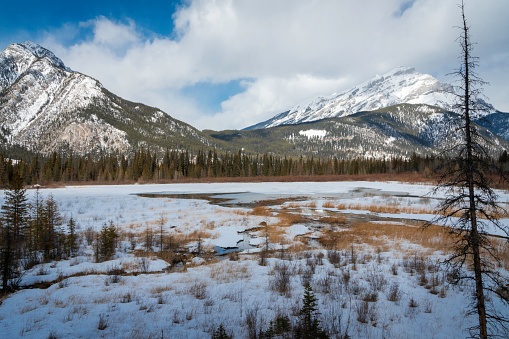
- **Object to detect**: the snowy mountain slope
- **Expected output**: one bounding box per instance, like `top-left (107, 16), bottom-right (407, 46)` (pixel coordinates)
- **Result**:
top-left (244, 67), bottom-right (457, 130)
top-left (475, 112), bottom-right (509, 142)
top-left (0, 42), bottom-right (213, 154)
top-left (208, 104), bottom-right (509, 159)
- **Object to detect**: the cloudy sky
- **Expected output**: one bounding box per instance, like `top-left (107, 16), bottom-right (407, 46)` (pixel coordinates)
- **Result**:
top-left (1, 0), bottom-right (508, 130)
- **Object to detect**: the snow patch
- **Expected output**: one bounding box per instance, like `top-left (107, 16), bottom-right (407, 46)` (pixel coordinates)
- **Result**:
top-left (298, 129), bottom-right (327, 139)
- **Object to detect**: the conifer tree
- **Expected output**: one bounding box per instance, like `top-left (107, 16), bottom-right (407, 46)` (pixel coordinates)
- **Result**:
top-left (294, 285), bottom-right (328, 339)
top-left (67, 216), bottom-right (78, 257)
top-left (99, 221), bottom-right (118, 261)
top-left (0, 170), bottom-right (28, 290)
top-left (41, 194), bottom-right (63, 261)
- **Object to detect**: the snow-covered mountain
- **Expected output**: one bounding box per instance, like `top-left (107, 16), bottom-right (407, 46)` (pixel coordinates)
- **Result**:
top-left (207, 103), bottom-right (509, 159)
top-left (1, 42), bottom-right (507, 159)
top-left (0, 41), bottom-right (212, 154)
top-left (244, 67), bottom-right (457, 130)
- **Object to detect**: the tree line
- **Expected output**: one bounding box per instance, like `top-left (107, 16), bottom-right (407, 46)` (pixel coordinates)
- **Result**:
top-left (2, 148), bottom-right (494, 187)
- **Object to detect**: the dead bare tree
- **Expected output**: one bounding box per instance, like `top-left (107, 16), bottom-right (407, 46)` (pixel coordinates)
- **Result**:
top-left (157, 214), bottom-right (167, 253)
top-left (429, 2), bottom-right (509, 337)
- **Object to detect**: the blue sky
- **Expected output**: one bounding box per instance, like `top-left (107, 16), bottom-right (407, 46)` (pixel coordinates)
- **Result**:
top-left (1, 0), bottom-right (508, 130)
top-left (0, 1), bottom-right (182, 41)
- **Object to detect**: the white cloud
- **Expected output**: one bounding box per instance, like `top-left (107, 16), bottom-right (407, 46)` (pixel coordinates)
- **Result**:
top-left (41, 0), bottom-right (509, 130)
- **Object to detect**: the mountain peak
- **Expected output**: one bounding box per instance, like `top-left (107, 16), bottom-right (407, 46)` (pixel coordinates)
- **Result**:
top-left (17, 41), bottom-right (72, 72)
top-left (244, 67), bottom-right (456, 130)
top-left (384, 66), bottom-right (416, 76)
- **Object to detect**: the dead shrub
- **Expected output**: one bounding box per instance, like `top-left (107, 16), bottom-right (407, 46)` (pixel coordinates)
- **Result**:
top-left (362, 291), bottom-right (378, 302)
top-left (391, 263), bottom-right (398, 275)
top-left (387, 282), bottom-right (401, 302)
top-left (327, 250), bottom-right (342, 267)
top-left (245, 307), bottom-right (259, 339)
top-left (269, 261), bottom-right (293, 296)
top-left (366, 269), bottom-right (387, 291)
top-left (300, 266), bottom-right (314, 287)
top-left (356, 301), bottom-right (376, 324)
top-left (408, 298), bottom-right (419, 308)
top-left (190, 281), bottom-right (208, 300)
top-left (314, 273), bottom-right (339, 294)
top-left (97, 313), bottom-right (108, 330)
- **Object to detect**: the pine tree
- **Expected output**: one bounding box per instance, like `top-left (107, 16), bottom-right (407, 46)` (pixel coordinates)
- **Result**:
top-left (294, 285), bottom-right (328, 339)
top-left (99, 221), bottom-right (118, 261)
top-left (0, 170), bottom-right (28, 290)
top-left (212, 324), bottom-right (231, 339)
top-left (27, 188), bottom-right (44, 267)
top-left (67, 216), bottom-right (78, 257)
top-left (41, 194), bottom-right (63, 261)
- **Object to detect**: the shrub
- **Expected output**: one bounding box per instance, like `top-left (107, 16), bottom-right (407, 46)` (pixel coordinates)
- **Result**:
top-left (366, 269), bottom-right (387, 291)
top-left (408, 298), bottom-right (419, 308)
top-left (190, 281), bottom-right (208, 300)
top-left (387, 282), bottom-right (401, 302)
top-left (97, 314), bottom-right (108, 330)
top-left (245, 307), bottom-right (258, 339)
top-left (327, 250), bottom-right (342, 267)
top-left (362, 291), bottom-right (378, 303)
top-left (269, 262), bottom-right (292, 295)
top-left (356, 301), bottom-right (376, 324)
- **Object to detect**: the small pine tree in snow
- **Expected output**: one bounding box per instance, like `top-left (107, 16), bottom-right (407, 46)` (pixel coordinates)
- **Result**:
top-left (294, 284), bottom-right (328, 339)
top-left (212, 324), bottom-right (231, 339)
top-left (66, 216), bottom-right (78, 257)
top-left (99, 221), bottom-right (118, 261)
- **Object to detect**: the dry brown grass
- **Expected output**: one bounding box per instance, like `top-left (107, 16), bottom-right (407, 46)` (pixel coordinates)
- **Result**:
top-left (336, 203), bottom-right (434, 215)
top-left (209, 261), bottom-right (251, 283)
top-left (249, 206), bottom-right (273, 217)
top-left (319, 222), bottom-right (454, 254)
top-left (286, 242), bottom-right (308, 253)
top-left (267, 225), bottom-right (288, 244)
top-left (322, 201), bottom-right (336, 209)
top-left (286, 202), bottom-right (302, 208)
top-left (334, 202), bottom-right (509, 220)
top-left (277, 212), bottom-right (306, 226)
top-left (150, 285), bottom-right (174, 294)
top-left (319, 215), bottom-right (347, 225)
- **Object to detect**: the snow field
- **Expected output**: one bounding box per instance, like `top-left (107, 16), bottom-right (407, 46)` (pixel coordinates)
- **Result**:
top-left (0, 181), bottom-right (508, 338)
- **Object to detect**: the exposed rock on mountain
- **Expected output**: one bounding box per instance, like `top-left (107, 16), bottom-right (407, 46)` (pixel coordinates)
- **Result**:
top-left (0, 41), bottom-right (213, 154)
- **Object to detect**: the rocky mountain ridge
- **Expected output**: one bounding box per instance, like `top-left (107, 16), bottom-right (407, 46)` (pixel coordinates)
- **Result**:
top-left (0, 41), bottom-right (213, 155)
top-left (245, 67), bottom-right (458, 130)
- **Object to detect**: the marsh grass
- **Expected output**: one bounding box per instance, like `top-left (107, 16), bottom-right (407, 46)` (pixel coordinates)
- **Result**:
top-left (320, 222), bottom-right (455, 254)
top-left (209, 261), bottom-right (251, 283)
top-left (336, 203), bottom-right (434, 215)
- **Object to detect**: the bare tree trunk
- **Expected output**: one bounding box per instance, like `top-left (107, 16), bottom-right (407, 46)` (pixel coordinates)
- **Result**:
top-left (461, 3), bottom-right (487, 336)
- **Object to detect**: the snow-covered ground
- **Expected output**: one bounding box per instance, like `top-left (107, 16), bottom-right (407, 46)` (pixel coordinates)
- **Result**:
top-left (0, 181), bottom-right (508, 338)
